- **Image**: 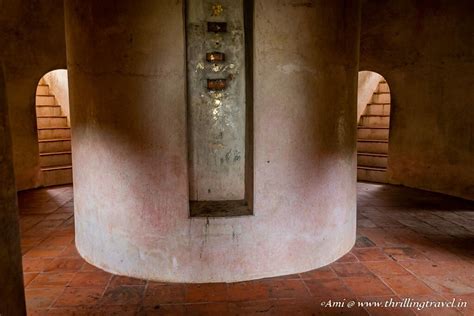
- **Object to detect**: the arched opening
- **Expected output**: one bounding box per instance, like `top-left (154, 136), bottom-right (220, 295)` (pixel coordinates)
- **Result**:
top-left (357, 71), bottom-right (391, 183)
top-left (35, 70), bottom-right (72, 187)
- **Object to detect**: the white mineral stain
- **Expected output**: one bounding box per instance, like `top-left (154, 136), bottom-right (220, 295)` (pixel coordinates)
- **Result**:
top-left (195, 62), bottom-right (204, 72)
top-left (277, 63), bottom-right (317, 75)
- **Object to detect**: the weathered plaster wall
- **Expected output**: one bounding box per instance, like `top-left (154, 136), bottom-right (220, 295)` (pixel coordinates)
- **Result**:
top-left (360, 0), bottom-right (474, 200)
top-left (187, 0), bottom-right (247, 201)
top-left (0, 0), bottom-right (67, 190)
top-left (66, 0), bottom-right (360, 282)
top-left (43, 70), bottom-right (70, 124)
top-left (0, 66), bottom-right (26, 316)
top-left (357, 70), bottom-right (382, 121)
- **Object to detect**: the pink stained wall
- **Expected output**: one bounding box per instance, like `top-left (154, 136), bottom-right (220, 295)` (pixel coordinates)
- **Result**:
top-left (65, 0), bottom-right (359, 282)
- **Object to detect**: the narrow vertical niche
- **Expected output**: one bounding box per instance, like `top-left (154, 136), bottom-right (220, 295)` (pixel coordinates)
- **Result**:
top-left (186, 0), bottom-right (253, 217)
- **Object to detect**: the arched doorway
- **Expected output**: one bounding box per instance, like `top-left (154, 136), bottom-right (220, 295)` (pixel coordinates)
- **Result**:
top-left (35, 70), bottom-right (72, 186)
top-left (357, 71), bottom-right (391, 183)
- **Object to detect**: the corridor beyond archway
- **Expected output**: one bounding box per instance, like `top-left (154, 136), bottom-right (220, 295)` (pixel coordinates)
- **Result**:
top-left (35, 70), bottom-right (72, 187)
top-left (357, 71), bottom-right (391, 183)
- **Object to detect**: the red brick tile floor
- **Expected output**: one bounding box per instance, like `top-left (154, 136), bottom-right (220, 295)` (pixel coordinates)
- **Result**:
top-left (18, 183), bottom-right (474, 315)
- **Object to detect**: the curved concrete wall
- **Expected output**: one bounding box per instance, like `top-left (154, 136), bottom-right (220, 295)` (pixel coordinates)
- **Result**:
top-left (65, 0), bottom-right (360, 282)
top-left (0, 66), bottom-right (26, 315)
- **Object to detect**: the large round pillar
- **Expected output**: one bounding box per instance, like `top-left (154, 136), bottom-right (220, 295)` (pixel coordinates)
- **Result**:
top-left (65, 0), bottom-right (360, 282)
top-left (0, 66), bottom-right (26, 314)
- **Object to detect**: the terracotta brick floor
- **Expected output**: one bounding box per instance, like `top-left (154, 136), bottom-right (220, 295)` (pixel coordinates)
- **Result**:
top-left (18, 183), bottom-right (474, 315)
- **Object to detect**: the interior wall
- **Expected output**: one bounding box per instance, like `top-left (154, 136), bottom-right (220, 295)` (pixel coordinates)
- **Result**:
top-left (360, 0), bottom-right (474, 200)
top-left (0, 0), bottom-right (67, 190)
top-left (0, 64), bottom-right (26, 316)
top-left (43, 70), bottom-right (70, 124)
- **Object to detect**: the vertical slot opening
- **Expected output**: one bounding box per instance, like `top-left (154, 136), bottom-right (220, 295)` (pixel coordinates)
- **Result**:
top-left (186, 0), bottom-right (253, 217)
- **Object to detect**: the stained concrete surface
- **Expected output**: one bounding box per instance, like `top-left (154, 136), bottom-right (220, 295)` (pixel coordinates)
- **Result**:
top-left (65, 0), bottom-right (359, 282)
top-left (187, 0), bottom-right (247, 201)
